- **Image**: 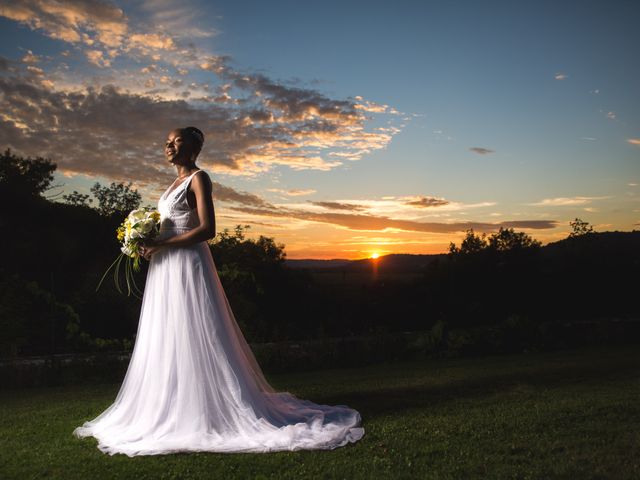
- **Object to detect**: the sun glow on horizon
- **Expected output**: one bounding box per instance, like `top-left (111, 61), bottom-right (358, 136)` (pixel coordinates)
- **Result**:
top-left (370, 252), bottom-right (380, 259)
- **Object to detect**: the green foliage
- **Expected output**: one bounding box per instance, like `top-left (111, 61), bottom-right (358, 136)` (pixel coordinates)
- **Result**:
top-left (208, 224), bottom-right (291, 342)
top-left (210, 224), bottom-right (286, 268)
top-left (408, 318), bottom-right (448, 358)
top-left (89, 180), bottom-right (142, 218)
top-left (76, 335), bottom-right (134, 352)
top-left (0, 271), bottom-right (81, 356)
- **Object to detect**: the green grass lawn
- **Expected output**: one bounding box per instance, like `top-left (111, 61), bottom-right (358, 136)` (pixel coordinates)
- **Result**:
top-left (1, 344), bottom-right (639, 479)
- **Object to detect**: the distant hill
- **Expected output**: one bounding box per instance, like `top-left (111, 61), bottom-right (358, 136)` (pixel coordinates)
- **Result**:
top-left (285, 253), bottom-right (448, 273)
top-left (283, 258), bottom-right (353, 269)
top-left (284, 230), bottom-right (640, 274)
top-left (542, 230), bottom-right (640, 253)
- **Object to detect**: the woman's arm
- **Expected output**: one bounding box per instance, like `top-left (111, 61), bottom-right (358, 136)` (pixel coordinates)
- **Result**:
top-left (142, 171), bottom-right (215, 258)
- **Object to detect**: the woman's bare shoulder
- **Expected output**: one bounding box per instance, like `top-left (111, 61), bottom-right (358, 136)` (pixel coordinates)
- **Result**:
top-left (190, 169), bottom-right (212, 190)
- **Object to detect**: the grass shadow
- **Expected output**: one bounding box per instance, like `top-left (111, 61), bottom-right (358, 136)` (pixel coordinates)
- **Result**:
top-left (309, 351), bottom-right (640, 420)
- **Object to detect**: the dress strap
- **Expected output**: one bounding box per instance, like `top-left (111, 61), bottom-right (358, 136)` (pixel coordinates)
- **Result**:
top-left (165, 170), bottom-right (202, 199)
top-left (180, 169), bottom-right (201, 189)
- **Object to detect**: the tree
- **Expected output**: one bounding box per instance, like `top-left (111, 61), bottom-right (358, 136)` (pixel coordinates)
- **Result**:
top-left (449, 227), bottom-right (541, 258)
top-left (90, 181), bottom-right (142, 218)
top-left (0, 148), bottom-right (59, 200)
top-left (62, 190), bottom-right (93, 207)
top-left (569, 218), bottom-right (594, 237)
top-left (210, 224), bottom-right (286, 266)
top-left (487, 227), bottom-right (542, 251)
top-left (449, 228), bottom-right (488, 257)
top-left (255, 235), bottom-right (287, 264)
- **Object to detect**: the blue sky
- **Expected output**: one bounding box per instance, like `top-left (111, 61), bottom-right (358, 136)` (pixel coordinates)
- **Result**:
top-left (0, 0), bottom-right (638, 258)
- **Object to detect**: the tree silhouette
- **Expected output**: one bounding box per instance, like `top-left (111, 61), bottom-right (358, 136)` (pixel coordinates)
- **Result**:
top-left (449, 227), bottom-right (541, 257)
top-left (210, 224), bottom-right (286, 266)
top-left (569, 217), bottom-right (594, 237)
top-left (448, 228), bottom-right (488, 256)
top-left (487, 227), bottom-right (542, 251)
top-left (62, 190), bottom-right (93, 207)
top-left (90, 181), bottom-right (142, 218)
top-left (0, 148), bottom-right (59, 200)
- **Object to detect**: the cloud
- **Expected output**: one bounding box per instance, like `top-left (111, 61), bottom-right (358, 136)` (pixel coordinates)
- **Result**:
top-left (0, 59), bottom-right (401, 187)
top-left (628, 138), bottom-right (640, 146)
top-left (21, 50), bottom-right (41, 64)
top-left (346, 196), bottom-right (494, 215)
top-left (26, 65), bottom-right (44, 75)
top-left (0, 0), bottom-right (128, 48)
top-left (469, 147), bottom-right (494, 155)
top-left (199, 55), bottom-right (387, 128)
top-left (137, 0), bottom-right (218, 40)
top-left (307, 201), bottom-right (367, 211)
top-left (353, 96), bottom-right (399, 114)
top-left (210, 181), bottom-right (277, 208)
top-left (554, 72), bottom-right (568, 80)
top-left (404, 196), bottom-right (450, 208)
top-left (267, 188), bottom-right (317, 196)
top-left (85, 49), bottom-right (111, 67)
top-left (127, 32), bottom-right (175, 53)
top-left (0, 0), bottom-right (407, 211)
top-left (0, 0), bottom-right (181, 69)
top-left (527, 196), bottom-right (610, 206)
top-left (226, 204), bottom-right (558, 234)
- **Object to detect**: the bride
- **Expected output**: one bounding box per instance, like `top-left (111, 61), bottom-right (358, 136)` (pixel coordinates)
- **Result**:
top-left (72, 126), bottom-right (365, 456)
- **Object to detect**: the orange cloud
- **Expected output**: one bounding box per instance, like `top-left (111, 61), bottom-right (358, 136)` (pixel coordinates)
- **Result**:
top-left (0, 0), bottom-right (128, 48)
top-left (227, 205), bottom-right (558, 234)
top-left (527, 196), bottom-right (610, 206)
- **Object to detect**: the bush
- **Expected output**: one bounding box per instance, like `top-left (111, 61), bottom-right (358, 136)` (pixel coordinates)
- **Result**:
top-left (0, 271), bottom-right (81, 357)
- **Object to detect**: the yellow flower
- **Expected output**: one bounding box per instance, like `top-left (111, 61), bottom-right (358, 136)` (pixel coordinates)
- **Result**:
top-left (116, 223), bottom-right (126, 241)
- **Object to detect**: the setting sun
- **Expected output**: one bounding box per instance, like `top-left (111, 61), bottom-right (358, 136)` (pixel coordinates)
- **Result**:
top-left (370, 252), bottom-right (380, 259)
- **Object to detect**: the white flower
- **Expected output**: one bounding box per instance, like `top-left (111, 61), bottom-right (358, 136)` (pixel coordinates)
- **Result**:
top-left (138, 219), bottom-right (154, 235)
top-left (128, 209), bottom-right (146, 222)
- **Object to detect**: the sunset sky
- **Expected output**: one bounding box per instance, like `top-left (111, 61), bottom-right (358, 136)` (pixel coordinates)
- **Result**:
top-left (1, 0), bottom-right (638, 259)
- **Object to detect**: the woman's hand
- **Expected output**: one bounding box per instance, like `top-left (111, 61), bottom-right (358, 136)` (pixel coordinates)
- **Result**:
top-left (139, 238), bottom-right (165, 261)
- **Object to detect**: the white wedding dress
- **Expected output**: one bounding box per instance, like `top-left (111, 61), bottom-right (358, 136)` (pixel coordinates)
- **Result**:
top-left (72, 169), bottom-right (364, 456)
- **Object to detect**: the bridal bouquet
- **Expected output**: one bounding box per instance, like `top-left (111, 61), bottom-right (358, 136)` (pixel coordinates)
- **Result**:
top-left (96, 206), bottom-right (161, 298)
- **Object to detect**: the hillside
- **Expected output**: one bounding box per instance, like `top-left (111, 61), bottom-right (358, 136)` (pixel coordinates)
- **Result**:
top-left (284, 230), bottom-right (640, 274)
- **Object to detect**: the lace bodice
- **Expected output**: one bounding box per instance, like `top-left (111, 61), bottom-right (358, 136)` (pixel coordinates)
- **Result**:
top-left (157, 170), bottom-right (203, 234)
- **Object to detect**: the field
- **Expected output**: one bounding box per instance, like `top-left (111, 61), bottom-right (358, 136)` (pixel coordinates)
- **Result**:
top-left (1, 344), bottom-right (638, 479)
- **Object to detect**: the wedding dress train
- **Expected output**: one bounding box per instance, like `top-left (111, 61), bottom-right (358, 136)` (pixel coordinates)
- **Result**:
top-left (72, 169), bottom-right (364, 456)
